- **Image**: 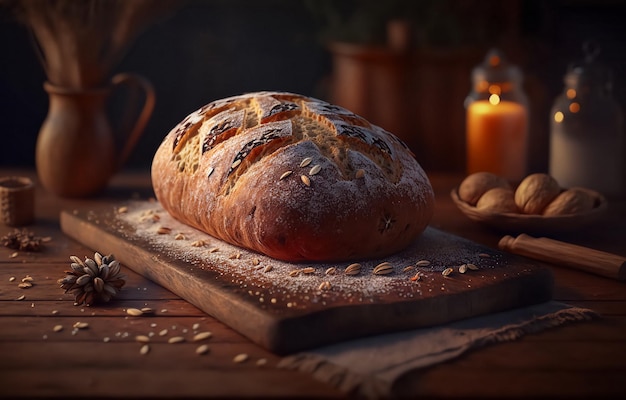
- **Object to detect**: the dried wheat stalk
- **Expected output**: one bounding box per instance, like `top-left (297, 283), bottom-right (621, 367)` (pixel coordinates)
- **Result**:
top-left (5, 0), bottom-right (175, 88)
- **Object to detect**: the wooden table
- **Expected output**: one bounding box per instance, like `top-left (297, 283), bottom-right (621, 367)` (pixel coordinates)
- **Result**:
top-left (1, 168), bottom-right (625, 399)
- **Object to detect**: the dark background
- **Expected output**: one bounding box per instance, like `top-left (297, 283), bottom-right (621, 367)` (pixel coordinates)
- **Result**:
top-left (1, 0), bottom-right (625, 173)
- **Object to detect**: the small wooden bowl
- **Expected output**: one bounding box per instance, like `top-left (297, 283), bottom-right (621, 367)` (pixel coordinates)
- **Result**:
top-left (450, 186), bottom-right (608, 234)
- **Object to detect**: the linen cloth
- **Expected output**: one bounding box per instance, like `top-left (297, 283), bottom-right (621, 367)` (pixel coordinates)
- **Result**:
top-left (278, 301), bottom-right (597, 398)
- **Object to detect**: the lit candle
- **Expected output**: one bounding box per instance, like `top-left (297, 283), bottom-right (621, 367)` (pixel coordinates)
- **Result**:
top-left (465, 49), bottom-right (529, 183)
top-left (466, 97), bottom-right (528, 182)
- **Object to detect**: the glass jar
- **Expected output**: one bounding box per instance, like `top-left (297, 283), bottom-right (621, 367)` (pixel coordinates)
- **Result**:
top-left (549, 43), bottom-right (625, 197)
top-left (465, 49), bottom-right (529, 183)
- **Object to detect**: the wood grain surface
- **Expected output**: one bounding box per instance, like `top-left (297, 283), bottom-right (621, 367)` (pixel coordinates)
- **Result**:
top-left (60, 201), bottom-right (553, 354)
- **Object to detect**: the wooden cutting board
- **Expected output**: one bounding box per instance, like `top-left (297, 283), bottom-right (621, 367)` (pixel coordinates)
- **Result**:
top-left (60, 201), bottom-right (553, 354)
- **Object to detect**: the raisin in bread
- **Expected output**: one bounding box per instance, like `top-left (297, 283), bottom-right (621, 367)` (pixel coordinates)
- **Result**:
top-left (151, 92), bottom-right (434, 262)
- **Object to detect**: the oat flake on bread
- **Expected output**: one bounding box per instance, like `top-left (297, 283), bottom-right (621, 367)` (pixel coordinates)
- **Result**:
top-left (151, 91), bottom-right (434, 262)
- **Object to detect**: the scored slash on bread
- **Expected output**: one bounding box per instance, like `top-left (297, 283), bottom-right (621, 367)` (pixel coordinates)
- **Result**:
top-left (152, 92), bottom-right (434, 262)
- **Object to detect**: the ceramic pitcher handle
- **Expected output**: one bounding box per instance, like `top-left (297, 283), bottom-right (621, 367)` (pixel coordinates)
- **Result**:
top-left (111, 72), bottom-right (156, 168)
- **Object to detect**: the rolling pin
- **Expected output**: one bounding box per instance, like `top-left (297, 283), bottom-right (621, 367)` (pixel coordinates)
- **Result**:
top-left (499, 234), bottom-right (626, 281)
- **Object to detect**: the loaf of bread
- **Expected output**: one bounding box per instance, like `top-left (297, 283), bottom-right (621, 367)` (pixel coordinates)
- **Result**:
top-left (151, 92), bottom-right (434, 262)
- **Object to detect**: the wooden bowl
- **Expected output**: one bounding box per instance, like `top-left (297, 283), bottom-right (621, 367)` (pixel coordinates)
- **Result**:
top-left (450, 186), bottom-right (608, 234)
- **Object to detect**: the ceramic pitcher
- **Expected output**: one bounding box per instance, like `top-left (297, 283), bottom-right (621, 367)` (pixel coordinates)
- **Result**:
top-left (35, 73), bottom-right (155, 197)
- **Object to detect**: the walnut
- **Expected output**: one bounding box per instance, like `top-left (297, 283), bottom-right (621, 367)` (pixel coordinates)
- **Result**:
top-left (514, 173), bottom-right (560, 214)
top-left (543, 187), bottom-right (596, 216)
top-left (476, 188), bottom-right (518, 213)
top-left (459, 172), bottom-right (511, 206)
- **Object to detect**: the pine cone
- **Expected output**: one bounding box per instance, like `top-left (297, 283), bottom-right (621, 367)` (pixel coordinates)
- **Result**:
top-left (58, 253), bottom-right (126, 306)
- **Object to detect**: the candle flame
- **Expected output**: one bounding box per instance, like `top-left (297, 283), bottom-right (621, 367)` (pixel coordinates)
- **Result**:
top-left (489, 94), bottom-right (501, 105)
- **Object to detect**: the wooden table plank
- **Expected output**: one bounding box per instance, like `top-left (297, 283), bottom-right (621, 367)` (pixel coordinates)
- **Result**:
top-left (394, 369), bottom-right (626, 398)
top-left (0, 315), bottom-right (249, 342)
top-left (0, 341), bottom-right (277, 369)
top-left (0, 369), bottom-right (344, 398)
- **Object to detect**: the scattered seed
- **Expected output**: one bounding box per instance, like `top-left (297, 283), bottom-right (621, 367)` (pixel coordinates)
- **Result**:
top-left (193, 332), bottom-right (212, 342)
top-left (309, 164), bottom-right (321, 175)
top-left (159, 329), bottom-right (168, 337)
top-left (478, 253), bottom-right (491, 258)
top-left (117, 206), bottom-right (128, 214)
top-left (416, 260), bottom-right (431, 267)
top-left (51, 310), bottom-right (59, 315)
top-left (103, 337), bottom-right (110, 343)
top-left (233, 353), bottom-right (249, 363)
top-left (21, 276), bottom-right (34, 282)
top-left (126, 308), bottom-right (144, 317)
top-left (279, 170), bottom-right (293, 180)
top-left (8, 276), bottom-right (16, 282)
top-left (250, 258), bottom-right (261, 267)
top-left (442, 267), bottom-right (454, 276)
top-left (410, 273), bottom-right (421, 282)
top-left (175, 233), bottom-right (185, 240)
top-left (141, 308), bottom-right (154, 314)
top-left (207, 167), bottom-right (214, 177)
top-left (53, 325), bottom-right (63, 332)
top-left (228, 252), bottom-right (241, 260)
top-left (135, 335), bottom-right (150, 343)
top-left (196, 344), bottom-right (210, 355)
top-left (152, 214), bottom-right (161, 222)
top-left (288, 269), bottom-right (301, 277)
top-left (168, 336), bottom-right (185, 344)
top-left (344, 263), bottom-right (361, 276)
top-left (302, 267), bottom-right (315, 274)
top-left (300, 157), bottom-right (313, 168)
top-left (16, 295), bottom-right (25, 301)
top-left (300, 175), bottom-right (311, 186)
top-left (373, 262), bottom-right (394, 275)
top-left (191, 240), bottom-right (206, 247)
top-left (73, 322), bottom-right (89, 329)
top-left (355, 169), bottom-right (365, 179)
top-left (192, 323), bottom-right (200, 330)
top-left (208, 247), bottom-right (219, 253)
top-left (256, 358), bottom-right (268, 367)
top-left (467, 263), bottom-right (479, 270)
top-left (263, 265), bottom-right (273, 273)
top-left (41, 236), bottom-right (52, 243)
top-left (18, 282), bottom-right (33, 289)
top-left (9, 252), bottom-right (18, 258)
top-left (318, 281), bottom-right (332, 291)
top-left (325, 266), bottom-right (337, 275)
top-left (459, 264), bottom-right (468, 274)
top-left (140, 344), bottom-right (150, 355)
top-left (402, 265), bottom-right (415, 273)
top-left (157, 226), bottom-right (171, 234)
top-left (231, 159), bottom-right (242, 169)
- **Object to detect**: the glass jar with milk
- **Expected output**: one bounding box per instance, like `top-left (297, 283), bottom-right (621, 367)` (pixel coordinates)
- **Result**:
top-left (549, 43), bottom-right (625, 197)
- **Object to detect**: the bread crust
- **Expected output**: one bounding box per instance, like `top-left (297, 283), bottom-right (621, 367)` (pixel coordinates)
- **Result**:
top-left (151, 92), bottom-right (434, 262)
